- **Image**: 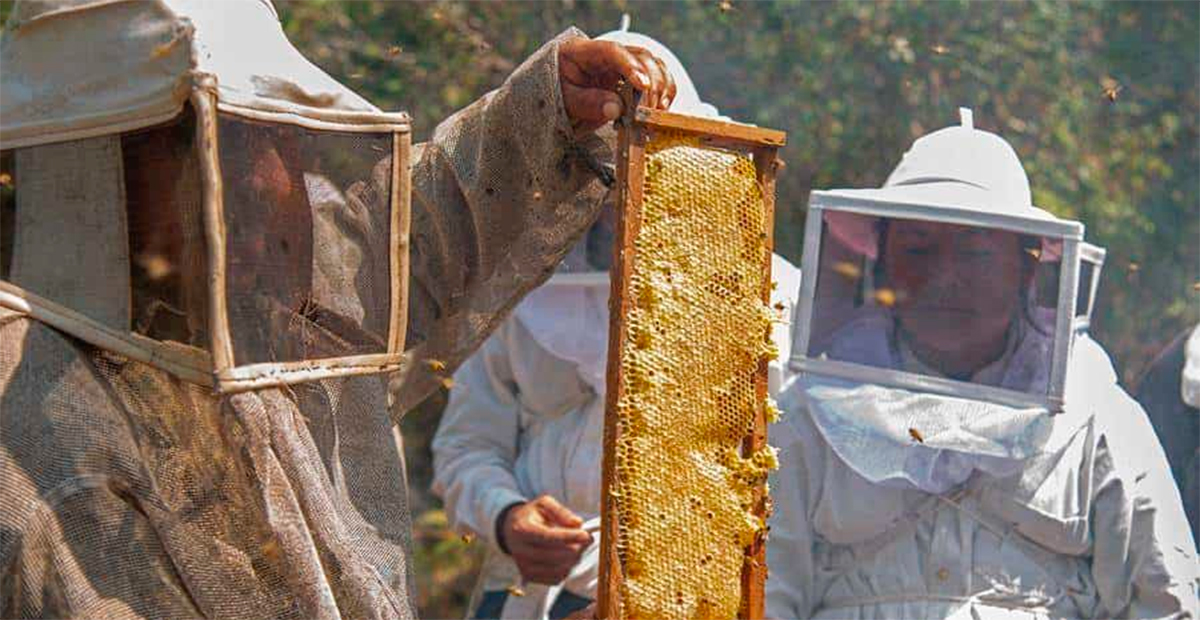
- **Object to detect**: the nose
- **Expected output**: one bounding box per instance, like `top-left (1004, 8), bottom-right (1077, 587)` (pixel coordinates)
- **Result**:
top-left (924, 250), bottom-right (971, 301)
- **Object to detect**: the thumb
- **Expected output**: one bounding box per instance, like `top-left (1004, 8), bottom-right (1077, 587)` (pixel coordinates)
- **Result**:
top-left (562, 81), bottom-right (623, 128)
top-left (536, 495), bottom-right (584, 528)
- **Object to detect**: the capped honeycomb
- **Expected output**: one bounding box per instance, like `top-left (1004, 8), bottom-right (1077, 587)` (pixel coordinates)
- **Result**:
top-left (611, 132), bottom-right (779, 620)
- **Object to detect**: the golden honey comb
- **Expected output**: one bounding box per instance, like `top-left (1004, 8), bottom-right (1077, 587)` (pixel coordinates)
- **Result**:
top-left (612, 132), bottom-right (778, 620)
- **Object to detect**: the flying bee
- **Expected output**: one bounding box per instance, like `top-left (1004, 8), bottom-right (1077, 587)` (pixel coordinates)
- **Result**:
top-left (874, 288), bottom-right (898, 308)
top-left (1101, 78), bottom-right (1123, 103)
top-left (831, 261), bottom-right (862, 281)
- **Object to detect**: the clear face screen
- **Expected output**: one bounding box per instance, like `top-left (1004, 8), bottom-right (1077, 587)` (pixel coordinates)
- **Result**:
top-left (805, 210), bottom-right (1065, 395)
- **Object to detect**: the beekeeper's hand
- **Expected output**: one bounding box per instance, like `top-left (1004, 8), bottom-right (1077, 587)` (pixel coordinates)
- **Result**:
top-left (499, 494), bottom-right (593, 584)
top-left (559, 38), bottom-right (677, 134)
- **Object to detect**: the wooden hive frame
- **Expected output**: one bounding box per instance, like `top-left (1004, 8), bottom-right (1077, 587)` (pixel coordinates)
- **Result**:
top-left (598, 88), bottom-right (787, 620)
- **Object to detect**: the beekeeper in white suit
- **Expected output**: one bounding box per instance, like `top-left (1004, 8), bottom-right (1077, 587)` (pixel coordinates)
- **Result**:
top-left (766, 110), bottom-right (1200, 619)
top-left (431, 27), bottom-right (801, 620)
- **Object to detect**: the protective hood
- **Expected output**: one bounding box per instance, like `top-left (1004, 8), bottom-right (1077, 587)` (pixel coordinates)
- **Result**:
top-left (0, 0), bottom-right (406, 149)
top-left (0, 0), bottom-right (411, 393)
top-left (791, 109), bottom-right (1104, 413)
top-left (517, 253), bottom-right (800, 395)
top-left (814, 109), bottom-right (1063, 228)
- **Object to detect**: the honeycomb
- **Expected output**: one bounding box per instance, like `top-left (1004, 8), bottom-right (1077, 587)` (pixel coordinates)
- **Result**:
top-left (612, 132), bottom-right (779, 620)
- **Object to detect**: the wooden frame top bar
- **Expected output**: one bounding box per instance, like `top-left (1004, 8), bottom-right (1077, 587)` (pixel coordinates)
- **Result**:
top-left (634, 107), bottom-right (787, 149)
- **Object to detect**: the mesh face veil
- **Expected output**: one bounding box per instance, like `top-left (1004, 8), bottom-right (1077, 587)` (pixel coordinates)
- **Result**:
top-left (790, 110), bottom-right (1104, 412)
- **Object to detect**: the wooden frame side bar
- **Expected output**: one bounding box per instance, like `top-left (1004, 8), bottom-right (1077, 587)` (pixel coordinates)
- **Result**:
top-left (738, 147), bottom-right (780, 620)
top-left (597, 100), bottom-right (648, 620)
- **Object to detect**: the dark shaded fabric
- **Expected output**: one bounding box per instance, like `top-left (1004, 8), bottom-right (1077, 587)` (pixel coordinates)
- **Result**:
top-left (473, 590), bottom-right (593, 620)
top-left (1135, 328), bottom-right (1200, 543)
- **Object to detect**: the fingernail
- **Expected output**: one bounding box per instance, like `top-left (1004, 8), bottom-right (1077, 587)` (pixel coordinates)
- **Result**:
top-left (602, 101), bottom-right (621, 120)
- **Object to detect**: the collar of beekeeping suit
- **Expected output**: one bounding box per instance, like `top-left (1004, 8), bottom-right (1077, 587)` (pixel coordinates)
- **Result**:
top-left (0, 0), bottom-right (412, 393)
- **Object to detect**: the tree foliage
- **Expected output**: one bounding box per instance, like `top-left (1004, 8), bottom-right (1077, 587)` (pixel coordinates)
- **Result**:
top-left (274, 2), bottom-right (1196, 617)
top-left (274, 2), bottom-right (1200, 614)
top-left (278, 0), bottom-right (1197, 384)
top-left (2, 1), bottom-right (1192, 617)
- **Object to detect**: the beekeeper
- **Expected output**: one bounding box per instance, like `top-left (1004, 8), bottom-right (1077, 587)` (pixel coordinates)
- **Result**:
top-left (0, 1), bottom-right (676, 618)
top-left (766, 110), bottom-right (1199, 619)
top-left (430, 28), bottom-right (801, 620)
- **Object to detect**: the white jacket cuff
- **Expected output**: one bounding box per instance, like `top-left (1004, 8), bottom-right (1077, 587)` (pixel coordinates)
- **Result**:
top-left (481, 486), bottom-right (528, 554)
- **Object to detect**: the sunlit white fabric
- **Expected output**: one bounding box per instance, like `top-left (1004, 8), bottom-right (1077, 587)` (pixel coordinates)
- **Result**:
top-left (1183, 324), bottom-right (1200, 409)
top-left (433, 253), bottom-right (800, 619)
top-left (768, 335), bottom-right (1200, 619)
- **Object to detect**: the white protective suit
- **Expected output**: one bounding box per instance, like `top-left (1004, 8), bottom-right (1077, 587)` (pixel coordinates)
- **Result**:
top-left (767, 113), bottom-right (1200, 619)
top-left (433, 251), bottom-right (799, 618)
top-left (431, 29), bottom-right (802, 620)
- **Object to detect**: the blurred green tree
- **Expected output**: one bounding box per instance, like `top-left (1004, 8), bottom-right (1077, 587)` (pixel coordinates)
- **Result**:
top-left (3, 1), bottom-right (1193, 616)
top-left (270, 3), bottom-right (1190, 614)
top-left (275, 2), bottom-right (1196, 617)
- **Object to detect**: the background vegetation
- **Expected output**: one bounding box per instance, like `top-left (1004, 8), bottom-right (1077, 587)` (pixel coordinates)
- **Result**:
top-left (284, 2), bottom-right (1198, 617)
top-left (272, 3), bottom-right (1197, 616)
top-left (4, 1), bottom-right (1194, 617)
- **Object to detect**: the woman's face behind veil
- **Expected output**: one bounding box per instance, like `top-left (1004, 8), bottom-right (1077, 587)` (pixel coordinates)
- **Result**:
top-left (223, 123), bottom-right (315, 362)
top-left (882, 220), bottom-right (1029, 376)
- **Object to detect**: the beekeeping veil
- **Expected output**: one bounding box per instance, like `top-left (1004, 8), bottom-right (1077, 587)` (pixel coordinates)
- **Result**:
top-left (0, 0), bottom-right (419, 617)
top-left (787, 109), bottom-right (1107, 493)
top-left (1, 0), bottom-right (411, 387)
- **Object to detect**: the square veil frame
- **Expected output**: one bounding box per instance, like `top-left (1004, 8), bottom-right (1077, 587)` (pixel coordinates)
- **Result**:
top-left (790, 191), bottom-right (1087, 413)
top-left (193, 88), bottom-right (413, 393)
top-left (0, 85), bottom-right (412, 394)
top-left (597, 89), bottom-right (787, 620)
